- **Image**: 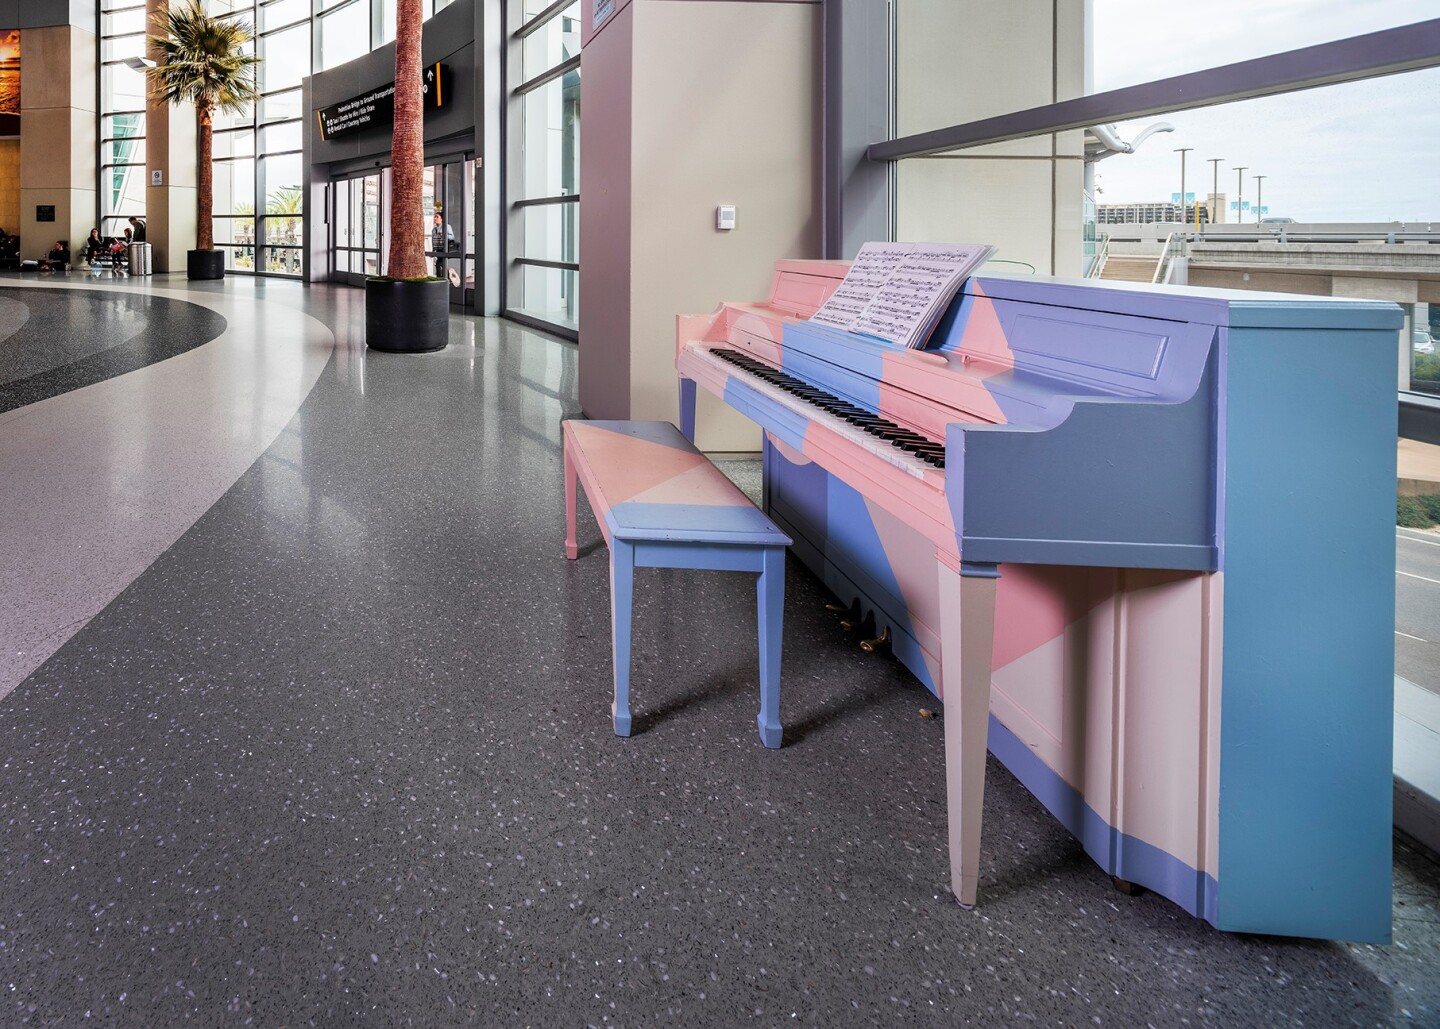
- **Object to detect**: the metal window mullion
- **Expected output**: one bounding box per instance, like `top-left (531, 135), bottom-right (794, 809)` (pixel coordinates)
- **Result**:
top-left (514, 0), bottom-right (573, 39)
top-left (515, 54), bottom-right (579, 96)
top-left (513, 193), bottom-right (579, 208)
top-left (514, 256), bottom-right (578, 272)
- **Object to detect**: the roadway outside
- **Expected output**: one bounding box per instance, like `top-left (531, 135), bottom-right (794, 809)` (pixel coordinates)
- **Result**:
top-left (1397, 526), bottom-right (1440, 699)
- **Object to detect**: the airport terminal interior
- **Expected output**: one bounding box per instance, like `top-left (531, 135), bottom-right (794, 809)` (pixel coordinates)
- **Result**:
top-left (0, 0), bottom-right (1437, 1024)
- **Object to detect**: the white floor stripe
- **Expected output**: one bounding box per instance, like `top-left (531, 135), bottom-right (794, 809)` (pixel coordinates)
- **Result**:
top-left (1397, 530), bottom-right (1440, 548)
top-left (1397, 569), bottom-right (1440, 586)
top-left (1396, 630), bottom-right (1429, 642)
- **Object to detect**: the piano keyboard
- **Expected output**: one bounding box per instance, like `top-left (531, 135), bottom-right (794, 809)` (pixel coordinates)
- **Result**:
top-left (700, 347), bottom-right (946, 474)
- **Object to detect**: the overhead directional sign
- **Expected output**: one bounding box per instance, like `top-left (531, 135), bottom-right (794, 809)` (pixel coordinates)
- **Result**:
top-left (316, 63), bottom-right (451, 142)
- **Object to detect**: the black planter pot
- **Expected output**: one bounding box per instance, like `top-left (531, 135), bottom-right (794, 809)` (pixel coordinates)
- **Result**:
top-left (365, 277), bottom-right (449, 353)
top-left (187, 249), bottom-right (225, 280)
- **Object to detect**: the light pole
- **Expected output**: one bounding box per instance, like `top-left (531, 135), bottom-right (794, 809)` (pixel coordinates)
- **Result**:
top-left (1254, 174), bottom-right (1267, 225)
top-left (1174, 147), bottom-right (1192, 226)
top-left (1207, 157), bottom-right (1224, 224)
top-left (1235, 166), bottom-right (1248, 227)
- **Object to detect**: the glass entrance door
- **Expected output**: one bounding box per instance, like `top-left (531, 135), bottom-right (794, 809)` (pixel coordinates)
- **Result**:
top-left (330, 170), bottom-right (384, 286)
top-left (423, 156), bottom-right (474, 307)
top-left (330, 158), bottom-right (472, 304)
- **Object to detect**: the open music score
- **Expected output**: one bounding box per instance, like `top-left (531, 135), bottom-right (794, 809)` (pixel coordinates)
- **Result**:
top-left (808, 242), bottom-right (995, 349)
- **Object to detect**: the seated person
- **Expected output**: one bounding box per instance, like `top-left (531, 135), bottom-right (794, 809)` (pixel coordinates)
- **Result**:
top-left (39, 240), bottom-right (69, 271)
top-left (83, 228), bottom-right (106, 263)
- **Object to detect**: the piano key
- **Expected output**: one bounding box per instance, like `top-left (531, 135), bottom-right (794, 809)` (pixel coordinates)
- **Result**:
top-left (697, 346), bottom-right (944, 474)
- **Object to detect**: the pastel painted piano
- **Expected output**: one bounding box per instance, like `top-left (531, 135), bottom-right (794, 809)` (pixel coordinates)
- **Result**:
top-left (677, 260), bottom-right (1401, 942)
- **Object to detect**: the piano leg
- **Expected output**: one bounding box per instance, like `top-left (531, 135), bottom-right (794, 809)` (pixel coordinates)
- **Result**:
top-left (610, 540), bottom-right (635, 737)
top-left (679, 378), bottom-right (697, 442)
top-left (564, 441), bottom-right (579, 560)
top-left (938, 559), bottom-right (1000, 908)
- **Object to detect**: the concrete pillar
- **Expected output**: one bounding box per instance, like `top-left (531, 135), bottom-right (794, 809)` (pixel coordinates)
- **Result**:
top-left (894, 0), bottom-right (1086, 275)
top-left (144, 0), bottom-right (197, 273)
top-left (18, 23), bottom-right (96, 261)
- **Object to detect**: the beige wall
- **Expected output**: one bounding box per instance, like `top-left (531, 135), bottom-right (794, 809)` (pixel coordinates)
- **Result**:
top-left (18, 24), bottom-right (96, 260)
top-left (580, 0), bottom-right (822, 453)
top-left (631, 1), bottom-right (820, 451)
top-left (0, 139), bottom-right (18, 233)
top-left (895, 0), bottom-right (1085, 275)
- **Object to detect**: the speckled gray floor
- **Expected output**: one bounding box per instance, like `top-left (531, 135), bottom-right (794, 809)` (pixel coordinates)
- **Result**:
top-left (0, 283), bottom-right (227, 412)
top-left (0, 283), bottom-right (1436, 1026)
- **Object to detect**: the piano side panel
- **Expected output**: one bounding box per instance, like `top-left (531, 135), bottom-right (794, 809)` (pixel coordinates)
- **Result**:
top-left (1216, 319), bottom-right (1396, 944)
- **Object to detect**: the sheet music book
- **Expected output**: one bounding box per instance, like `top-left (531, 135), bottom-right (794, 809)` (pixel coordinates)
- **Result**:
top-left (809, 241), bottom-right (995, 349)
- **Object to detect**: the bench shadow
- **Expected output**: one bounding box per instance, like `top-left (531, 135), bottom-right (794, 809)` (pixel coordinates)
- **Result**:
top-left (630, 670), bottom-right (750, 736)
top-left (782, 678), bottom-right (912, 746)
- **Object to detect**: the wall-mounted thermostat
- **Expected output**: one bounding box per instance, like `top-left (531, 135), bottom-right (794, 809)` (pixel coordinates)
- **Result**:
top-left (716, 205), bottom-right (736, 231)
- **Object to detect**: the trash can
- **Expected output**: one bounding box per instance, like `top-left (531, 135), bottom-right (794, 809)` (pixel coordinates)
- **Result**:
top-left (127, 242), bottom-right (153, 275)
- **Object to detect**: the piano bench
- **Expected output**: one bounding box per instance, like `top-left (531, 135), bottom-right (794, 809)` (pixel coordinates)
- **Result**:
top-left (561, 420), bottom-right (793, 748)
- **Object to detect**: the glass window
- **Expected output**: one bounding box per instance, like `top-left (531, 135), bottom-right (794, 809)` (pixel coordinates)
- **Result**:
top-left (102, 136), bottom-right (146, 167)
top-left (516, 264), bottom-right (578, 331)
top-left (377, 0), bottom-right (396, 46)
top-left (521, 203), bottom-right (578, 265)
top-left (102, 165), bottom-right (147, 222)
top-left (212, 158), bottom-right (256, 216)
top-left (102, 63), bottom-right (148, 113)
top-left (259, 120), bottom-right (301, 154)
top-left (260, 22), bottom-right (310, 93)
top-left (261, 89), bottom-right (303, 123)
top-left (101, 31), bottom-right (146, 62)
top-left (319, 1), bottom-right (369, 71)
top-left (213, 128), bottom-right (255, 159)
top-left (1091, 0), bottom-right (1429, 94)
top-left (519, 70), bottom-right (580, 200)
top-left (102, 113), bottom-right (146, 138)
top-left (263, 153), bottom-right (303, 214)
top-left (259, 0), bottom-right (308, 30)
top-left (521, 4), bottom-right (579, 81)
top-left (104, 9), bottom-right (146, 36)
top-left (213, 103), bottom-right (256, 131)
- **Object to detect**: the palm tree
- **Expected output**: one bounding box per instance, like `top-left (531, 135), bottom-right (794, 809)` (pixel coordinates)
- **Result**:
top-left (148, 0), bottom-right (260, 255)
top-left (365, 0), bottom-right (447, 351)
top-left (385, 0), bottom-right (426, 280)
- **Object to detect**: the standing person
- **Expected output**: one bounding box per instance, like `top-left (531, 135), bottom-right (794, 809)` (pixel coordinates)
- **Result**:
top-left (431, 210), bottom-right (454, 278)
top-left (127, 216), bottom-right (146, 242)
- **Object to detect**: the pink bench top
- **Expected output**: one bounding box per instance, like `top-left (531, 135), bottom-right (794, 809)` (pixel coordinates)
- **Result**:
top-left (563, 421), bottom-right (791, 548)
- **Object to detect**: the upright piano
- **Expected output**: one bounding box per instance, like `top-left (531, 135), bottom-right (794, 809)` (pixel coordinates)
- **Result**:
top-left (677, 260), bottom-right (1401, 942)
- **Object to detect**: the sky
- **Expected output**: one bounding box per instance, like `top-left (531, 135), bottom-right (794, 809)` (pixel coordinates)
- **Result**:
top-left (1089, 0), bottom-right (1440, 223)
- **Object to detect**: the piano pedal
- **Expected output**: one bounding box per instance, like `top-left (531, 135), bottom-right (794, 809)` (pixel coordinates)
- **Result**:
top-left (859, 626), bottom-right (891, 653)
top-left (824, 601), bottom-right (851, 613)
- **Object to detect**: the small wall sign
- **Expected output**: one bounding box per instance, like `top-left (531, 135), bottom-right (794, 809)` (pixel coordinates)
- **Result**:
top-left (35, 205), bottom-right (53, 222)
top-left (151, 170), bottom-right (163, 185)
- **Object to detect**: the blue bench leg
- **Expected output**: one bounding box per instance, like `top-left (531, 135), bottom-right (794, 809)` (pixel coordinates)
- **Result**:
top-left (755, 546), bottom-right (785, 748)
top-left (679, 378), bottom-right (697, 443)
top-left (610, 540), bottom-right (635, 737)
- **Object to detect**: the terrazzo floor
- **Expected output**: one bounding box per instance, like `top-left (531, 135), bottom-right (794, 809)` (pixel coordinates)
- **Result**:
top-left (0, 276), bottom-right (1436, 1026)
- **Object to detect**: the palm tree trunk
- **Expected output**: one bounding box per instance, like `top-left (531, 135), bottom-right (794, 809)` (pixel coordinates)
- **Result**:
top-left (386, 0), bottom-right (426, 279)
top-left (197, 100), bottom-right (213, 251)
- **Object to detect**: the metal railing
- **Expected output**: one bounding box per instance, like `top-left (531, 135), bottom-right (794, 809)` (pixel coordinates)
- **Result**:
top-left (1153, 231), bottom-right (1186, 284)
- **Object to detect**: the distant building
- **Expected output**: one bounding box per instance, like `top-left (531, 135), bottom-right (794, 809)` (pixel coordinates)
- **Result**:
top-left (1097, 200), bottom-right (1212, 225)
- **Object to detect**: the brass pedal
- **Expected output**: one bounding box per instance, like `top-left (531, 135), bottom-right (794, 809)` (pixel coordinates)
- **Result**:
top-left (824, 601), bottom-right (850, 613)
top-left (860, 626), bottom-right (891, 653)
